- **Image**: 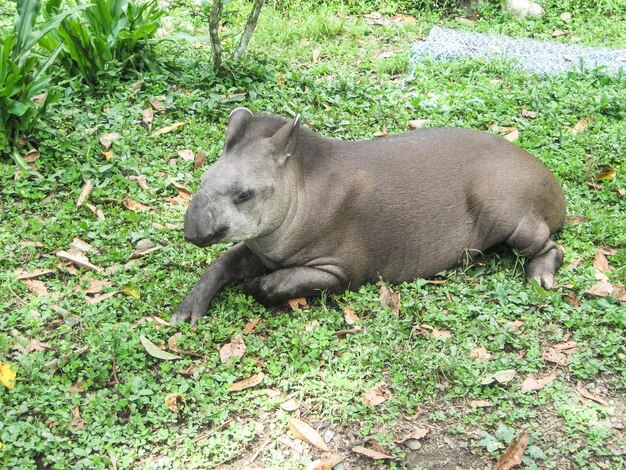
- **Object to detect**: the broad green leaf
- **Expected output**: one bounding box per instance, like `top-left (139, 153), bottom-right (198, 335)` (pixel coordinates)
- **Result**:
top-left (140, 335), bottom-right (181, 360)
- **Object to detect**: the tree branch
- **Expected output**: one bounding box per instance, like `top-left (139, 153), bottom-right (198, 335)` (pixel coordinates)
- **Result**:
top-left (209, 0), bottom-right (223, 74)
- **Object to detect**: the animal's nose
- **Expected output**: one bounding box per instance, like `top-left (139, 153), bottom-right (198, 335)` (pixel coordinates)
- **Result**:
top-left (183, 194), bottom-right (228, 247)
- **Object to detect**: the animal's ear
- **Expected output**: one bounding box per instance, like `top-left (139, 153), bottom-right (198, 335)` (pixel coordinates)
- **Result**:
top-left (225, 107), bottom-right (253, 149)
top-left (269, 114), bottom-right (301, 165)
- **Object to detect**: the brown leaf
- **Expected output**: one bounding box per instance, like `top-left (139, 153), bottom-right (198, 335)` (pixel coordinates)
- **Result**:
top-left (100, 132), bottom-right (120, 149)
top-left (543, 341), bottom-right (578, 366)
top-left (177, 149), bottom-right (195, 161)
top-left (407, 119), bottom-right (429, 129)
top-left (149, 98), bottom-right (165, 112)
top-left (229, 372), bottom-right (265, 392)
top-left (399, 428), bottom-right (429, 442)
top-left (352, 446), bottom-right (396, 460)
top-left (142, 108), bottom-right (153, 131)
top-left (164, 393), bottom-right (185, 413)
top-left (131, 315), bottom-right (171, 329)
top-left (70, 405), bottom-right (85, 429)
top-left (373, 125), bottom-right (390, 137)
top-left (567, 118), bottom-right (592, 134)
top-left (389, 14), bottom-right (417, 24)
top-left (566, 258), bottom-right (582, 270)
top-left (521, 108), bottom-right (537, 119)
top-left (242, 318), bottom-right (260, 335)
top-left (162, 195), bottom-right (189, 206)
top-left (577, 386), bottom-right (609, 407)
top-left (27, 339), bottom-right (53, 352)
top-left (264, 388), bottom-right (282, 398)
top-left (482, 369), bottom-right (516, 385)
top-left (493, 430), bottom-right (528, 470)
top-left (20, 279), bottom-right (48, 296)
top-left (563, 292), bottom-right (581, 307)
top-left (123, 197), bottom-right (151, 211)
top-left (85, 290), bottom-right (120, 304)
top-left (24, 148), bottom-right (40, 163)
top-left (306, 320), bottom-right (320, 332)
top-left (101, 150), bottom-right (113, 160)
top-left (336, 326), bottom-right (363, 338)
top-left (379, 284), bottom-right (400, 312)
top-left (86, 204), bottom-right (105, 220)
top-left (76, 180), bottom-right (93, 206)
top-left (153, 121), bottom-right (190, 136)
top-left (520, 370), bottom-right (558, 391)
top-left (617, 188), bottom-right (626, 197)
top-left (375, 50), bottom-right (396, 59)
top-left (220, 334), bottom-right (246, 363)
top-left (57, 250), bottom-right (101, 272)
top-left (288, 418), bottom-right (330, 452)
top-left (71, 237), bottom-right (97, 254)
top-left (469, 346), bottom-right (492, 364)
top-left (288, 298), bottom-right (309, 311)
top-left (343, 306), bottom-right (359, 325)
top-left (470, 399), bottom-right (493, 408)
top-left (586, 279), bottom-right (614, 297)
top-left (130, 245), bottom-right (161, 259)
top-left (15, 269), bottom-right (55, 280)
top-left (312, 48), bottom-right (321, 63)
top-left (552, 29), bottom-right (567, 37)
top-left (80, 277), bottom-right (113, 295)
top-left (127, 175), bottom-right (151, 191)
top-left (194, 150), bottom-right (207, 169)
top-left (280, 398), bottom-right (301, 411)
top-left (566, 214), bottom-right (588, 225)
top-left (362, 381), bottom-right (393, 407)
top-left (507, 320), bottom-right (524, 331)
top-left (593, 165), bottom-right (616, 182)
top-left (503, 128), bottom-right (519, 142)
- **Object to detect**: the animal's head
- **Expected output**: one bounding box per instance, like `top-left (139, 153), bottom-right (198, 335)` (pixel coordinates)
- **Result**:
top-left (184, 108), bottom-right (301, 247)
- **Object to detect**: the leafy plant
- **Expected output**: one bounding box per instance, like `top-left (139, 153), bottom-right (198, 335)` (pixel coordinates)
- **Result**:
top-left (40, 0), bottom-right (165, 86)
top-left (0, 0), bottom-right (86, 166)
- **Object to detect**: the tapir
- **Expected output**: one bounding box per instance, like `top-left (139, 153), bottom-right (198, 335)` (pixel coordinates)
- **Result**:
top-left (173, 108), bottom-right (566, 324)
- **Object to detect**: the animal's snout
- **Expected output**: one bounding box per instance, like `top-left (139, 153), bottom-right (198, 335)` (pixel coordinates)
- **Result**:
top-left (183, 193), bottom-right (228, 247)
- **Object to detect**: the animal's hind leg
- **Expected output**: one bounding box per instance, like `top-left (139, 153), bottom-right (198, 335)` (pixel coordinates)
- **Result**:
top-left (506, 216), bottom-right (564, 289)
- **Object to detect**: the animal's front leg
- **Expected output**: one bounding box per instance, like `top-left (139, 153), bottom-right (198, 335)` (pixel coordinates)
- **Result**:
top-left (244, 267), bottom-right (346, 305)
top-left (173, 243), bottom-right (266, 325)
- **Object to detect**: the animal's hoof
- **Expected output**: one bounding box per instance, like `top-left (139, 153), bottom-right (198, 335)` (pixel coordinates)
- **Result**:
top-left (171, 311), bottom-right (190, 324)
top-left (530, 272), bottom-right (555, 290)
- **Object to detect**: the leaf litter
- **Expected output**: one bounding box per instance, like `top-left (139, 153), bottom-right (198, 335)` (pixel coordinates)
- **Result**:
top-left (288, 418), bottom-right (330, 452)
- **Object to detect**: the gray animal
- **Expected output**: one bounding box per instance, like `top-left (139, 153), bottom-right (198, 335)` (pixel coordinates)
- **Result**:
top-left (173, 108), bottom-right (566, 324)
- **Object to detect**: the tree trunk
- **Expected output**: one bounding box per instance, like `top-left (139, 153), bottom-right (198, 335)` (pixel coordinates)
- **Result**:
top-left (209, 0), bottom-right (223, 74)
top-left (233, 0), bottom-right (265, 61)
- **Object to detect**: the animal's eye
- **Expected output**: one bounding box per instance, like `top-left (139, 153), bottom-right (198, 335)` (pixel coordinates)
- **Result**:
top-left (234, 190), bottom-right (253, 204)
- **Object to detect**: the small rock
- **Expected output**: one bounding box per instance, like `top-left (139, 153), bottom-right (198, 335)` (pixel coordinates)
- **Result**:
top-left (505, 0), bottom-right (544, 19)
top-left (404, 439), bottom-right (422, 450)
top-left (136, 239), bottom-right (156, 250)
top-left (324, 430), bottom-right (335, 443)
top-left (560, 11), bottom-right (572, 22)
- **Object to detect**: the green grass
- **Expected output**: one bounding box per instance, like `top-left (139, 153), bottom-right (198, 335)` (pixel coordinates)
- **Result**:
top-left (1, 1), bottom-right (625, 468)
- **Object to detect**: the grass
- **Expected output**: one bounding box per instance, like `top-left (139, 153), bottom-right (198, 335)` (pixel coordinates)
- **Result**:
top-left (1, 0), bottom-right (625, 468)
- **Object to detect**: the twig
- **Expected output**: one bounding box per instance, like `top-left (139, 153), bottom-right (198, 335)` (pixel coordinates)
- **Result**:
top-left (249, 438), bottom-right (271, 464)
top-left (9, 286), bottom-right (27, 305)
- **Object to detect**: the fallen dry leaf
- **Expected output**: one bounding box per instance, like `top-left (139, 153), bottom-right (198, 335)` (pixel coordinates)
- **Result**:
top-left (288, 298), bottom-right (309, 311)
top-left (280, 398), bottom-right (301, 411)
top-left (76, 180), bottom-right (93, 206)
top-left (375, 50), bottom-right (396, 59)
top-left (373, 125), bottom-right (390, 138)
top-left (493, 430), bottom-right (528, 470)
top-left (229, 372), bottom-right (265, 392)
top-left (130, 245), bottom-right (161, 259)
top-left (127, 175), bottom-right (151, 191)
top-left (131, 315), bottom-right (171, 329)
top-left (521, 108), bottom-right (538, 119)
top-left (149, 98), bottom-right (165, 112)
top-left (543, 341), bottom-right (578, 366)
top-left (567, 118), bottom-right (592, 134)
top-left (142, 108), bottom-right (153, 131)
top-left (177, 149), bottom-right (195, 161)
top-left (399, 428), bottom-right (429, 442)
top-left (153, 120), bottom-right (190, 136)
top-left (552, 29), bottom-right (567, 37)
top-left (352, 446), bottom-right (396, 460)
top-left (194, 150), bottom-right (207, 169)
top-left (407, 119), bottom-right (429, 129)
top-left (470, 399), bottom-right (493, 408)
top-left (362, 381), bottom-right (393, 407)
top-left (164, 393), bottom-right (185, 413)
top-left (15, 269), bottom-right (54, 280)
top-left (336, 326), bottom-right (363, 338)
top-left (71, 237), bottom-right (97, 254)
top-left (379, 283), bottom-right (400, 312)
top-left (469, 346), bottom-right (492, 364)
top-left (312, 48), bottom-right (321, 63)
top-left (566, 257), bottom-right (582, 270)
top-left (242, 318), bottom-right (260, 335)
top-left (264, 388), bottom-right (282, 398)
top-left (577, 386), bottom-right (609, 407)
top-left (617, 188), bottom-right (626, 197)
top-left (343, 306), bottom-right (359, 325)
top-left (220, 334), bottom-right (246, 363)
top-left (100, 132), bottom-right (120, 149)
top-left (593, 166), bottom-right (617, 182)
top-left (70, 405), bottom-right (84, 429)
top-left (305, 320), bottom-right (320, 332)
top-left (503, 128), bottom-right (519, 142)
top-left (566, 214), bottom-right (588, 225)
top-left (57, 250), bottom-right (101, 272)
top-left (123, 197), bottom-right (151, 211)
top-left (80, 277), bottom-right (113, 295)
top-left (389, 14), bottom-right (417, 24)
top-left (288, 418), bottom-right (330, 452)
top-left (86, 203), bottom-right (105, 220)
top-left (586, 271), bottom-right (614, 297)
top-left (85, 290), bottom-right (120, 304)
top-left (24, 148), bottom-right (40, 163)
top-left (26, 339), bottom-right (52, 353)
top-left (101, 150), bottom-right (113, 160)
top-left (507, 320), bottom-right (524, 331)
top-left (520, 370), bottom-right (558, 391)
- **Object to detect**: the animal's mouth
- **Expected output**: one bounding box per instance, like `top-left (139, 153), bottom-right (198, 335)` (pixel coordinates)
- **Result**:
top-left (185, 226), bottom-right (229, 247)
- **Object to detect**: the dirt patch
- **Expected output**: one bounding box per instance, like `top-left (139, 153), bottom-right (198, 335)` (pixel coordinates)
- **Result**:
top-left (405, 431), bottom-right (489, 470)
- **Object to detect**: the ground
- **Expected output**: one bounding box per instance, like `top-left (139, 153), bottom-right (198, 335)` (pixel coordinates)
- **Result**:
top-left (1, 0), bottom-right (625, 469)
